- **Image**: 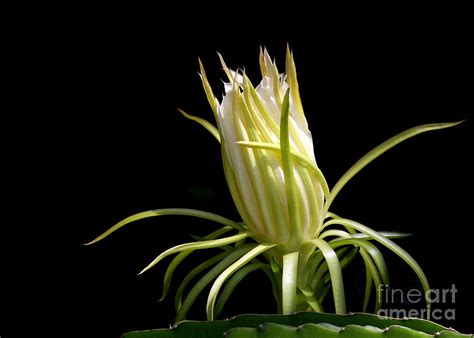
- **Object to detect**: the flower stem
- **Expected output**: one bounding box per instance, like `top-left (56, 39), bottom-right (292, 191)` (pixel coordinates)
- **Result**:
top-left (282, 251), bottom-right (299, 314)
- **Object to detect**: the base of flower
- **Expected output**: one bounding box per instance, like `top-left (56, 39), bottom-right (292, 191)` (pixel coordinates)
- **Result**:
top-left (282, 251), bottom-right (299, 314)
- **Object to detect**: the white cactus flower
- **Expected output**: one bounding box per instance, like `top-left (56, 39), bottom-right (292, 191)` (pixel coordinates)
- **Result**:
top-left (88, 47), bottom-right (461, 322)
top-left (215, 48), bottom-right (326, 254)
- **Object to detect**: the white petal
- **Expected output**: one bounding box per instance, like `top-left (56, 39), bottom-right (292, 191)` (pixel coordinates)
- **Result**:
top-left (256, 76), bottom-right (281, 121)
top-left (218, 89), bottom-right (264, 231)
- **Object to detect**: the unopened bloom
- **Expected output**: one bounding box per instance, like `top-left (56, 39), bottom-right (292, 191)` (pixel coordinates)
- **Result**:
top-left (210, 49), bottom-right (328, 253)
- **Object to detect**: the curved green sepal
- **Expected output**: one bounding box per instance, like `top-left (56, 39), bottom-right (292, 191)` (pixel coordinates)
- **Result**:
top-left (160, 227), bottom-right (235, 301)
top-left (207, 244), bottom-right (276, 320)
top-left (320, 218), bottom-right (431, 318)
top-left (85, 208), bottom-right (242, 245)
top-left (280, 89), bottom-right (301, 242)
top-left (139, 233), bottom-right (249, 274)
top-left (176, 245), bottom-right (255, 322)
top-left (311, 239), bottom-right (346, 314)
top-left (178, 109), bottom-right (221, 142)
top-left (324, 121), bottom-right (464, 213)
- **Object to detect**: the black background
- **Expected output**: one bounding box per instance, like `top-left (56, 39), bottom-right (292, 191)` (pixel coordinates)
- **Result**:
top-left (3, 6), bottom-right (473, 338)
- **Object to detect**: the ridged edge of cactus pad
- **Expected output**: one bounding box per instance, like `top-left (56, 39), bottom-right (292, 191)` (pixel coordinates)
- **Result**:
top-left (122, 312), bottom-right (472, 337)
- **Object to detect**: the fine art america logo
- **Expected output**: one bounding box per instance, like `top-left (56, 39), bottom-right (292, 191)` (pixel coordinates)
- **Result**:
top-left (377, 284), bottom-right (457, 320)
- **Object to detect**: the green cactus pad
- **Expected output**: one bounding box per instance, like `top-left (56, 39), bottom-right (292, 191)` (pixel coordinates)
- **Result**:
top-left (121, 312), bottom-right (472, 338)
